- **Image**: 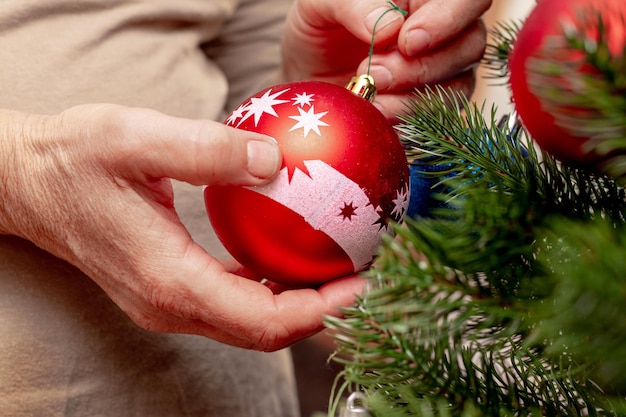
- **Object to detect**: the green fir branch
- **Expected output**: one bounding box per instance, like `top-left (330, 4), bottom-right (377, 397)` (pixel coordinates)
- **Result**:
top-left (326, 224), bottom-right (616, 416)
top-left (399, 87), bottom-right (626, 224)
top-left (481, 19), bottom-right (520, 84)
top-left (533, 217), bottom-right (626, 391)
top-left (325, 88), bottom-right (626, 417)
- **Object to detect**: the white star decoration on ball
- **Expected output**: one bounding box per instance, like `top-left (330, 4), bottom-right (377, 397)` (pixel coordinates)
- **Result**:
top-left (289, 106), bottom-right (329, 138)
top-left (232, 88), bottom-right (290, 127)
top-left (292, 92), bottom-right (315, 107)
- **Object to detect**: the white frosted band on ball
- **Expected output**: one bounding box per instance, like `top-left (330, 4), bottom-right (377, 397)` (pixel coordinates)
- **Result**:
top-left (247, 160), bottom-right (388, 271)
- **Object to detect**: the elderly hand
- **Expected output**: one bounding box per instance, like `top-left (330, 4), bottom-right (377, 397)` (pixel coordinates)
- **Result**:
top-left (282, 0), bottom-right (491, 121)
top-left (0, 104), bottom-right (364, 351)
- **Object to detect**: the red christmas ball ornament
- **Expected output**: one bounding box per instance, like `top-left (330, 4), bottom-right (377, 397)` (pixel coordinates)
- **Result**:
top-left (205, 75), bottom-right (410, 287)
top-left (509, 0), bottom-right (625, 166)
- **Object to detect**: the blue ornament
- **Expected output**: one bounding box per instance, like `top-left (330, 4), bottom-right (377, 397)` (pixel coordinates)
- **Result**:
top-left (405, 114), bottom-right (527, 219)
top-left (406, 162), bottom-right (451, 218)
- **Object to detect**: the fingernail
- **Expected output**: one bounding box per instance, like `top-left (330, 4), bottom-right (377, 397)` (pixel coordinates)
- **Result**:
top-left (406, 28), bottom-right (431, 56)
top-left (368, 65), bottom-right (393, 90)
top-left (247, 139), bottom-right (281, 179)
top-left (366, 7), bottom-right (404, 34)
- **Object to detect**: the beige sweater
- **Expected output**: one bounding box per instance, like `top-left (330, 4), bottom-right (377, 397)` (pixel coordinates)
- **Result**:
top-left (0, 1), bottom-right (299, 416)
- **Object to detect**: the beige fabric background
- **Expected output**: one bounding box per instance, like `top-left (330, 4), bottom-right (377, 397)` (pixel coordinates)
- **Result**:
top-left (0, 1), bottom-right (300, 416)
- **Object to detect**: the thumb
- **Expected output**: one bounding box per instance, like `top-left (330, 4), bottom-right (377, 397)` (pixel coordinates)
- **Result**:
top-left (93, 105), bottom-right (282, 186)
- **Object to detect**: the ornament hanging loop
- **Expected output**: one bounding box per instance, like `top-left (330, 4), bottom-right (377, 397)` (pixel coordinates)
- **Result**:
top-left (347, 2), bottom-right (406, 103)
top-left (346, 74), bottom-right (377, 102)
top-left (341, 392), bottom-right (373, 417)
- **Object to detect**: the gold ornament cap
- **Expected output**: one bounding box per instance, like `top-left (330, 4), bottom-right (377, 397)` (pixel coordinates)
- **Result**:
top-left (345, 74), bottom-right (377, 103)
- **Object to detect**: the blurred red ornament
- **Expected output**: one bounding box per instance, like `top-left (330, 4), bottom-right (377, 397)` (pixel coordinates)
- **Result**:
top-left (205, 76), bottom-right (410, 286)
top-left (509, 0), bottom-right (625, 165)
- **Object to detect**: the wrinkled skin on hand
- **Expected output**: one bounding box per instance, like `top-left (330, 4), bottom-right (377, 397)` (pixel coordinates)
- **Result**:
top-left (0, 105), bottom-right (364, 351)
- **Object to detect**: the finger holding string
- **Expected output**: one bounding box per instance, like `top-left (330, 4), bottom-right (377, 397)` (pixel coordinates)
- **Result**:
top-left (356, 1), bottom-right (489, 120)
top-left (281, 0), bottom-right (407, 84)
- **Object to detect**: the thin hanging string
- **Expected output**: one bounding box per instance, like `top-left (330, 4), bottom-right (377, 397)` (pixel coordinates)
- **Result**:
top-left (366, 1), bottom-right (408, 75)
